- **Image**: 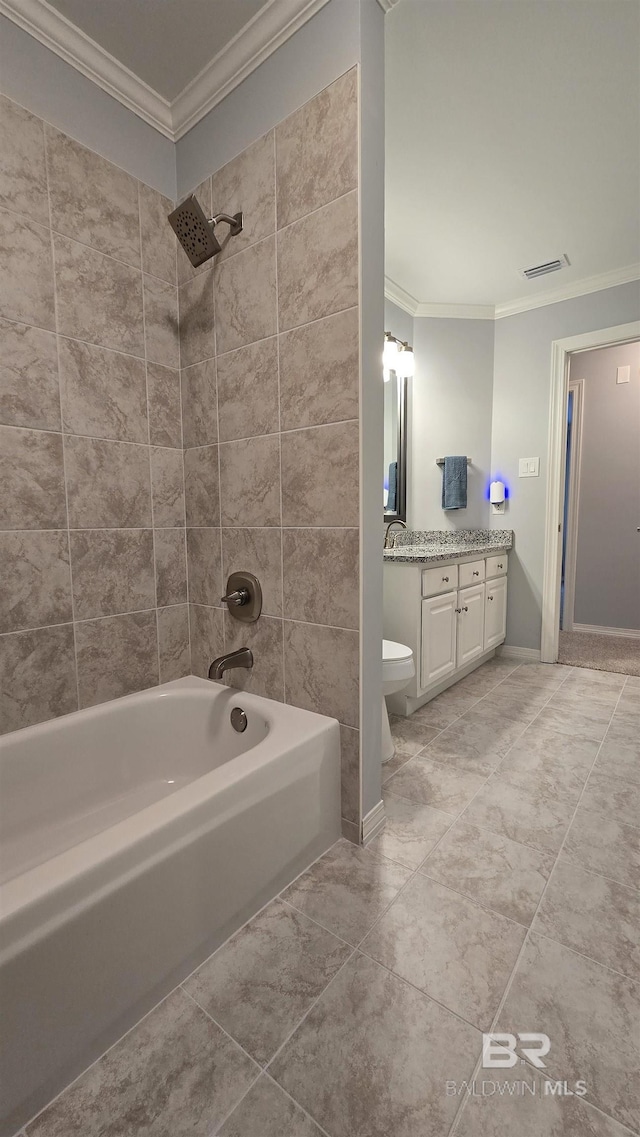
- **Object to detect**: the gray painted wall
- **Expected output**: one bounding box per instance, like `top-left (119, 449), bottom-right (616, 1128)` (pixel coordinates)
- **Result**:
top-left (175, 0), bottom-right (361, 197)
top-left (491, 280), bottom-right (640, 649)
top-left (0, 15), bottom-right (177, 198)
top-left (410, 316), bottom-right (494, 531)
top-left (572, 339), bottom-right (640, 631)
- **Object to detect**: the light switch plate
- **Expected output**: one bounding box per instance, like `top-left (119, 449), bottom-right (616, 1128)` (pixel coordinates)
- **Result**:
top-left (519, 457), bottom-right (540, 478)
top-left (616, 365), bottom-right (630, 384)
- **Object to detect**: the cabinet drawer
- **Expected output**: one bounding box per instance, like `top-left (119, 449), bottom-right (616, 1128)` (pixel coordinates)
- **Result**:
top-left (459, 559), bottom-right (485, 588)
top-left (422, 563), bottom-right (458, 597)
top-left (486, 553), bottom-right (508, 579)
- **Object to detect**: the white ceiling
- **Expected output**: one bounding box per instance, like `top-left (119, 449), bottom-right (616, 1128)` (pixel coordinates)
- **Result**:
top-left (46, 0), bottom-right (267, 100)
top-left (385, 0), bottom-right (640, 310)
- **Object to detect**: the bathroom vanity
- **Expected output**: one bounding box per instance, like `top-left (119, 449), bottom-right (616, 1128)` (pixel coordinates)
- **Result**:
top-left (384, 530), bottom-right (513, 715)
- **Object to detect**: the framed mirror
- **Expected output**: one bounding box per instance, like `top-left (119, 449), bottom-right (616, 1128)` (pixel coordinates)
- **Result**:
top-left (383, 367), bottom-right (407, 523)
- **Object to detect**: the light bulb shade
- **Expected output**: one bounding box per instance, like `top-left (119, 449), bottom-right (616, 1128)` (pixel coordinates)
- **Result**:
top-left (490, 480), bottom-right (505, 504)
top-left (395, 346), bottom-right (414, 378)
top-left (383, 335), bottom-right (399, 370)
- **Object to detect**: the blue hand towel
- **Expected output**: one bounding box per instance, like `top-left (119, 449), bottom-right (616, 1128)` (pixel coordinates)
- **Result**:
top-left (387, 461), bottom-right (397, 511)
top-left (441, 455), bottom-right (468, 510)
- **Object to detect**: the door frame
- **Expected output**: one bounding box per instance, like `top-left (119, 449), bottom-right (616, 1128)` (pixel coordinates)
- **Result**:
top-left (561, 376), bottom-right (584, 632)
top-left (540, 320), bottom-right (640, 662)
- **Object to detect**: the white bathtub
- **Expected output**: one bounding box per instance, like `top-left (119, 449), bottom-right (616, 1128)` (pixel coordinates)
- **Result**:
top-left (0, 677), bottom-right (341, 1136)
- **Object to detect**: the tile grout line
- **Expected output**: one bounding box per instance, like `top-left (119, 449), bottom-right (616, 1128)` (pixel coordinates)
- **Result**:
top-left (447, 679), bottom-right (628, 1135)
top-left (43, 121), bottom-right (81, 716)
top-left (273, 141), bottom-right (289, 706)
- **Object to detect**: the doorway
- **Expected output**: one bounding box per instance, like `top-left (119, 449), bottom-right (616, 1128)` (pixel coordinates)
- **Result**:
top-left (541, 321), bottom-right (640, 669)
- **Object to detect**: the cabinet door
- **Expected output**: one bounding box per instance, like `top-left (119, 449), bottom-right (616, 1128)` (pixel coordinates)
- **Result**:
top-left (421, 591), bottom-right (457, 688)
top-left (456, 583), bottom-right (486, 668)
top-left (484, 576), bottom-right (508, 649)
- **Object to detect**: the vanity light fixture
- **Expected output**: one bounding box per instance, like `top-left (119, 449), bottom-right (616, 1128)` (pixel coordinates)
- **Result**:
top-left (383, 332), bottom-right (414, 381)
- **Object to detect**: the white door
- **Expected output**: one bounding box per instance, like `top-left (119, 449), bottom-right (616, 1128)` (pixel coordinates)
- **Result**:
top-left (456, 583), bottom-right (485, 667)
top-left (421, 591), bottom-right (457, 688)
top-left (485, 576), bottom-right (508, 649)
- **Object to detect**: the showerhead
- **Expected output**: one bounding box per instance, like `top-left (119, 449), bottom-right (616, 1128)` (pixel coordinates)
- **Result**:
top-left (168, 195), bottom-right (243, 268)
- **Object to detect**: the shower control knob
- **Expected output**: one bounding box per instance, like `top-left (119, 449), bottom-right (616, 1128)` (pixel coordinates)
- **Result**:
top-left (221, 588), bottom-right (249, 606)
top-left (221, 571), bottom-right (262, 623)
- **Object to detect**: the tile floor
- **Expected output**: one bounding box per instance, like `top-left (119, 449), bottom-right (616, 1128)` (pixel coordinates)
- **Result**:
top-left (22, 660), bottom-right (640, 1137)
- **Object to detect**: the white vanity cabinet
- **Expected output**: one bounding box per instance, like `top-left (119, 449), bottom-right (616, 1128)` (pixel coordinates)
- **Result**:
top-left (385, 550), bottom-right (509, 715)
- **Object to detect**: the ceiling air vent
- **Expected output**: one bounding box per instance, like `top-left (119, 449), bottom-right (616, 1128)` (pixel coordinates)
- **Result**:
top-left (521, 254), bottom-right (570, 281)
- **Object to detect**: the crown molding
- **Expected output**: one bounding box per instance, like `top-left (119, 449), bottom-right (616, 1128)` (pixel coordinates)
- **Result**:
top-left (386, 265), bottom-right (640, 323)
top-left (172, 0), bottom-right (332, 140)
top-left (384, 275), bottom-right (419, 315)
top-left (494, 262), bottom-right (640, 319)
top-left (0, 0), bottom-right (174, 137)
top-left (415, 301), bottom-right (495, 320)
top-left (0, 0), bottom-right (332, 143)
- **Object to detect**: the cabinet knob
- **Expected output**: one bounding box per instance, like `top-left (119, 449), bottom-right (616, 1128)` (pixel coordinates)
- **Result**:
top-left (497, 563), bottom-right (503, 569)
top-left (442, 576), bottom-right (449, 582)
top-left (488, 595), bottom-right (494, 601)
top-left (472, 570), bottom-right (479, 576)
top-left (462, 605), bottom-right (469, 612)
top-left (455, 607), bottom-right (462, 614)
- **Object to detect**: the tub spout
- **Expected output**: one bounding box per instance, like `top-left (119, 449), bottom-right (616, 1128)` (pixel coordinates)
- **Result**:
top-left (208, 648), bottom-right (253, 681)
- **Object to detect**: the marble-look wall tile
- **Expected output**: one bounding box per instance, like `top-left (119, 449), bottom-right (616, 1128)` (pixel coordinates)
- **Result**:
top-left (340, 724), bottom-right (360, 825)
top-left (276, 69), bottom-right (357, 229)
top-left (178, 270), bottom-right (214, 367)
top-left (279, 308), bottom-right (359, 431)
top-left (0, 320), bottom-right (60, 430)
top-left (0, 530), bottom-right (72, 633)
top-left (54, 234), bottom-right (144, 357)
top-left (181, 359), bottom-right (217, 448)
top-left (0, 95), bottom-right (48, 224)
top-left (184, 445), bottom-right (219, 527)
top-left (0, 426), bottom-right (66, 530)
top-left (221, 528), bottom-right (282, 617)
top-left (282, 528), bottom-right (359, 629)
top-left (281, 421), bottom-right (358, 528)
top-left (151, 446), bottom-right (186, 527)
top-left (154, 528), bottom-right (187, 607)
top-left (46, 126), bottom-right (141, 268)
top-left (186, 527), bottom-right (222, 607)
top-left (215, 237), bottom-right (277, 355)
top-left (284, 621), bottom-right (359, 727)
top-left (177, 177), bottom-right (212, 285)
top-left (210, 131), bottom-right (276, 262)
top-left (216, 337), bottom-right (279, 442)
top-left (0, 624), bottom-right (77, 733)
top-left (0, 209), bottom-right (55, 330)
top-left (70, 529), bottom-right (155, 619)
top-left (65, 436), bottom-right (151, 529)
top-left (75, 610), bottom-right (159, 708)
top-left (139, 183), bottom-right (177, 285)
top-left (277, 191), bottom-right (358, 331)
top-left (189, 603), bottom-right (224, 679)
top-left (143, 274), bottom-right (180, 369)
top-left (223, 613), bottom-right (285, 701)
top-left (157, 604), bottom-right (190, 682)
top-left (219, 435), bottom-right (281, 527)
top-left (58, 337), bottom-right (148, 444)
top-left (147, 362), bottom-right (182, 448)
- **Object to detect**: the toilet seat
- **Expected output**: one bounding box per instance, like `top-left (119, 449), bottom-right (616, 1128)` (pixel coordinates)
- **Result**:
top-left (382, 639), bottom-right (415, 687)
top-left (383, 639), bottom-right (413, 663)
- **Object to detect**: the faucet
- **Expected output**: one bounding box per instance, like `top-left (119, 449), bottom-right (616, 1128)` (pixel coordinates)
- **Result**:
top-left (384, 519), bottom-right (407, 549)
top-left (208, 648), bottom-right (253, 681)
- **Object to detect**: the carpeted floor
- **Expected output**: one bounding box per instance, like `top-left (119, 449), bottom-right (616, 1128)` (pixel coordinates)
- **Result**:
top-left (558, 629), bottom-right (640, 676)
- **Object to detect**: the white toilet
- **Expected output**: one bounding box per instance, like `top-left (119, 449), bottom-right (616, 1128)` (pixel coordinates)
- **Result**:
top-left (382, 639), bottom-right (415, 762)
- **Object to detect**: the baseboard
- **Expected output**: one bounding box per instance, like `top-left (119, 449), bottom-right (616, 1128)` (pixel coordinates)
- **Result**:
top-left (497, 645), bottom-right (542, 661)
top-left (572, 624), bottom-right (640, 639)
top-left (361, 800), bottom-right (386, 845)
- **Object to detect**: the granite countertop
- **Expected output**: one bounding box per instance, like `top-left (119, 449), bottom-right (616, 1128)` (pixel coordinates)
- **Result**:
top-left (383, 529), bottom-right (513, 564)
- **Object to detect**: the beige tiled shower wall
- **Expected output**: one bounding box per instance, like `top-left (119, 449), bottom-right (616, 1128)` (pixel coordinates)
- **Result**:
top-left (180, 69), bottom-right (362, 834)
top-left (0, 93), bottom-right (190, 733)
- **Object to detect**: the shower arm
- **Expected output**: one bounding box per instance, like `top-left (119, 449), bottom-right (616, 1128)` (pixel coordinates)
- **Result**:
top-left (209, 211), bottom-right (243, 237)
